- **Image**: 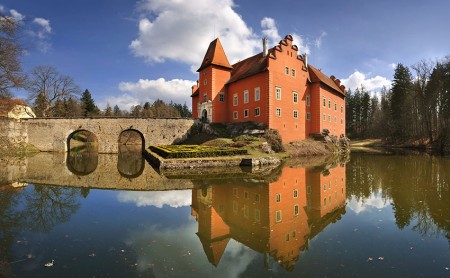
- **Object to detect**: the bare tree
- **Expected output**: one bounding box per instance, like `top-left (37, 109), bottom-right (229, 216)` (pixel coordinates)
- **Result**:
top-left (0, 14), bottom-right (26, 98)
top-left (26, 65), bottom-right (80, 117)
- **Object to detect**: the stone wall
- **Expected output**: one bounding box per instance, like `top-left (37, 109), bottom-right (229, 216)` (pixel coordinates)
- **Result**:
top-left (1, 117), bottom-right (194, 153)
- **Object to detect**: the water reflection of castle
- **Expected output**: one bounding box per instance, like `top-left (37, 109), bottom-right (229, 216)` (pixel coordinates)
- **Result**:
top-left (191, 164), bottom-right (346, 271)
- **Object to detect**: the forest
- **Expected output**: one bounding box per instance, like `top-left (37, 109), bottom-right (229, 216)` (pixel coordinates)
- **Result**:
top-left (345, 59), bottom-right (450, 151)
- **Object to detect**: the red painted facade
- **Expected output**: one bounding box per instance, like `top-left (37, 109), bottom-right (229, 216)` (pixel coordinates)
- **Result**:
top-left (192, 35), bottom-right (346, 142)
top-left (191, 164), bottom-right (347, 270)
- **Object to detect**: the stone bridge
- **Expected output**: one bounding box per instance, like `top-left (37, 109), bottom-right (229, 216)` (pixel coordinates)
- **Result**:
top-left (1, 117), bottom-right (194, 153)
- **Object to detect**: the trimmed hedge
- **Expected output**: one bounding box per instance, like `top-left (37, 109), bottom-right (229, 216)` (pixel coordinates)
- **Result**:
top-left (149, 145), bottom-right (247, 159)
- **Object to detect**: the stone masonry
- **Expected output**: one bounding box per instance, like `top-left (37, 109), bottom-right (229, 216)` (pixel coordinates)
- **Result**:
top-left (1, 117), bottom-right (194, 153)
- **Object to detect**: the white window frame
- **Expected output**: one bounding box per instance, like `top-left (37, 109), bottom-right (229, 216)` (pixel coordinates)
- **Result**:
top-left (292, 68), bottom-right (296, 77)
top-left (276, 108), bottom-right (281, 117)
top-left (276, 210), bottom-right (282, 223)
top-left (294, 204), bottom-right (299, 216)
top-left (244, 109), bottom-right (249, 118)
top-left (293, 110), bottom-right (298, 118)
top-left (254, 87), bottom-right (260, 101)
top-left (306, 94), bottom-right (310, 107)
top-left (306, 112), bottom-right (311, 120)
top-left (233, 111), bottom-right (238, 119)
top-left (244, 90), bottom-right (249, 104)
top-left (323, 97), bottom-right (326, 107)
top-left (219, 92), bottom-right (224, 102)
top-left (276, 193), bottom-right (281, 203)
top-left (276, 87), bottom-right (281, 100)
top-left (285, 66), bottom-right (289, 75)
top-left (233, 93), bottom-right (238, 106)
top-left (254, 107), bottom-right (260, 117)
top-left (293, 91), bottom-right (298, 103)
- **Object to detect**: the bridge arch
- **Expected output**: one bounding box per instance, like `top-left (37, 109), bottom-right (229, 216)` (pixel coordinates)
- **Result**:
top-left (118, 129), bottom-right (145, 152)
top-left (67, 129), bottom-right (98, 153)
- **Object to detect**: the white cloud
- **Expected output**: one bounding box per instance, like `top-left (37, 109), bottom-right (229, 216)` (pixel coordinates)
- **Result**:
top-left (315, 30), bottom-right (327, 48)
top-left (33, 18), bottom-right (52, 36)
top-left (9, 9), bottom-right (25, 22)
top-left (103, 77), bottom-right (194, 110)
top-left (117, 190), bottom-right (192, 208)
top-left (261, 17), bottom-right (281, 45)
top-left (389, 63), bottom-right (397, 69)
top-left (341, 70), bottom-right (391, 92)
top-left (130, 0), bottom-right (261, 67)
top-left (292, 33), bottom-right (310, 55)
top-left (347, 191), bottom-right (390, 214)
top-left (0, 5), bottom-right (4, 12)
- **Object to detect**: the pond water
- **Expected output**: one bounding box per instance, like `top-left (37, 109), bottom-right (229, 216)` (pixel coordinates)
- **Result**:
top-left (0, 152), bottom-right (449, 277)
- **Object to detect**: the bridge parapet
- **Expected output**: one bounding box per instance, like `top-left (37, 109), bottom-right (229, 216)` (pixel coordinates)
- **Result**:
top-left (3, 117), bottom-right (194, 153)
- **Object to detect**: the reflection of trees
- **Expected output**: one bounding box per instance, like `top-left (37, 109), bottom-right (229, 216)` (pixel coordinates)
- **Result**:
top-left (0, 184), bottom-right (83, 274)
top-left (67, 149), bottom-right (98, 176)
top-left (0, 188), bottom-right (22, 277)
top-left (118, 144), bottom-right (144, 178)
top-left (347, 153), bottom-right (450, 238)
top-left (20, 185), bottom-right (82, 232)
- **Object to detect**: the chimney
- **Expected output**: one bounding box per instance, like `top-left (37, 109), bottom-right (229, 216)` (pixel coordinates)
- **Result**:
top-left (262, 37), bottom-right (268, 57)
top-left (303, 53), bottom-right (308, 69)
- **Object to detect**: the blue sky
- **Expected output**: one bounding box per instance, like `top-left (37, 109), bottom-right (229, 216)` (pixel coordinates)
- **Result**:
top-left (2, 0), bottom-right (449, 110)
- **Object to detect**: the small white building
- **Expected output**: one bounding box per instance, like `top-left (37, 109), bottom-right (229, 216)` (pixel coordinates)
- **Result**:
top-left (0, 98), bottom-right (36, 119)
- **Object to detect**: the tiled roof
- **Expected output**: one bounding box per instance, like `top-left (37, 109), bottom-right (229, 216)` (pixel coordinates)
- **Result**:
top-left (0, 98), bottom-right (29, 115)
top-left (197, 38), bottom-right (232, 72)
top-left (191, 87), bottom-right (199, 97)
top-left (308, 65), bottom-right (346, 96)
top-left (226, 52), bottom-right (268, 84)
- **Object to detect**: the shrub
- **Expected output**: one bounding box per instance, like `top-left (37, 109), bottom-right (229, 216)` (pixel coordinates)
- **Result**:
top-left (149, 145), bottom-right (247, 159)
top-left (263, 129), bottom-right (284, 152)
top-left (232, 135), bottom-right (259, 142)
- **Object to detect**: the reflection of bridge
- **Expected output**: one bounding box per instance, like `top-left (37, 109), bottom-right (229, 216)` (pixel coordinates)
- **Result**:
top-left (1, 117), bottom-right (193, 153)
top-left (0, 153), bottom-right (195, 191)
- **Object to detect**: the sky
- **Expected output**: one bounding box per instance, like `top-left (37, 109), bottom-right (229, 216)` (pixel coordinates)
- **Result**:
top-left (2, 0), bottom-right (450, 110)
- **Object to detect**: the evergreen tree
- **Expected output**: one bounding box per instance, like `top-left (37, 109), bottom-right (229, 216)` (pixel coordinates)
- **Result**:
top-left (80, 89), bottom-right (99, 117)
top-left (65, 97), bottom-right (82, 117)
top-left (53, 98), bottom-right (66, 117)
top-left (113, 105), bottom-right (122, 116)
top-left (390, 63), bottom-right (413, 140)
top-left (104, 103), bottom-right (113, 116)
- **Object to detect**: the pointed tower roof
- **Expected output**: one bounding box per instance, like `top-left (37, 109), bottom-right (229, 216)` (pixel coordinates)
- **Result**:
top-left (197, 38), bottom-right (233, 72)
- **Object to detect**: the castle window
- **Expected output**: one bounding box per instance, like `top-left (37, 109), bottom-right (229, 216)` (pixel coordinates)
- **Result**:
top-left (276, 210), bottom-right (282, 223)
top-left (219, 93), bottom-right (224, 102)
top-left (328, 99), bottom-right (331, 108)
top-left (233, 111), bottom-right (238, 119)
top-left (293, 110), bottom-right (298, 118)
top-left (285, 66), bottom-right (289, 75)
top-left (306, 94), bottom-right (310, 107)
top-left (244, 90), bottom-right (249, 104)
top-left (255, 209), bottom-right (261, 222)
top-left (341, 106), bottom-right (343, 113)
top-left (276, 87), bottom-right (281, 100)
top-left (293, 92), bottom-right (298, 103)
top-left (255, 193), bottom-right (260, 202)
top-left (294, 205), bottom-right (299, 216)
top-left (243, 205), bottom-right (249, 218)
top-left (293, 189), bottom-right (298, 198)
top-left (254, 107), bottom-right (260, 117)
top-left (286, 233), bottom-right (290, 241)
top-left (255, 87), bottom-right (260, 101)
top-left (292, 69), bottom-right (296, 77)
top-left (335, 102), bottom-right (337, 111)
top-left (323, 113), bottom-right (326, 121)
top-left (203, 69), bottom-right (207, 76)
top-left (328, 115), bottom-right (331, 122)
top-left (335, 116), bottom-right (337, 123)
top-left (323, 97), bottom-right (326, 107)
top-left (204, 79), bottom-right (207, 86)
top-left (276, 108), bottom-right (281, 117)
top-left (276, 193), bottom-right (281, 203)
top-left (233, 94), bottom-right (238, 106)
top-left (244, 109), bottom-right (249, 118)
top-left (233, 200), bottom-right (238, 213)
top-left (203, 94), bottom-right (207, 102)
top-left (233, 188), bottom-right (238, 197)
